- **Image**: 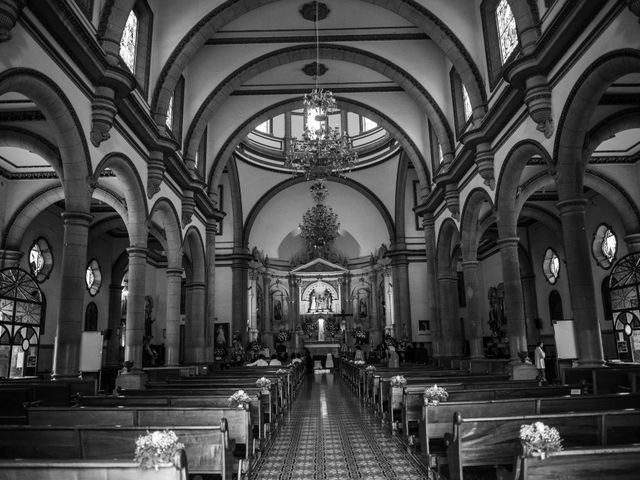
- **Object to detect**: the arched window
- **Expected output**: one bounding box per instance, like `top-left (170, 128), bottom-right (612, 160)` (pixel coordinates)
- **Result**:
top-left (548, 290), bottom-right (564, 321)
top-left (0, 268), bottom-right (44, 378)
top-left (481, 0), bottom-right (520, 88)
top-left (28, 237), bottom-right (53, 283)
top-left (592, 224), bottom-right (617, 269)
top-left (85, 302), bottom-right (98, 331)
top-left (118, 1), bottom-right (153, 93)
top-left (165, 75), bottom-right (185, 145)
top-left (542, 247), bottom-right (560, 284)
top-left (85, 259), bottom-right (102, 296)
top-left (450, 67), bottom-right (472, 138)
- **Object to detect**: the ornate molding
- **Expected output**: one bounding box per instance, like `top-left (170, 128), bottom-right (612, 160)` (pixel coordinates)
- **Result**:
top-left (0, 110), bottom-right (45, 121)
top-left (299, 1), bottom-right (330, 22)
top-left (181, 188), bottom-right (195, 227)
top-left (302, 61), bottom-right (327, 78)
top-left (524, 75), bottom-right (554, 138)
top-left (475, 143), bottom-right (495, 190)
top-left (444, 183), bottom-right (460, 220)
top-left (0, 0), bottom-right (25, 42)
top-left (147, 151), bottom-right (165, 199)
top-left (626, 0), bottom-right (640, 22)
top-left (90, 86), bottom-right (117, 146)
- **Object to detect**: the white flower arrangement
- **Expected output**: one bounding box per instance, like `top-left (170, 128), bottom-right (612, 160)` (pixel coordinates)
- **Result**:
top-left (134, 430), bottom-right (184, 470)
top-left (354, 359), bottom-right (365, 365)
top-left (228, 389), bottom-right (251, 408)
top-left (365, 365), bottom-right (376, 372)
top-left (390, 375), bottom-right (407, 387)
top-left (276, 368), bottom-right (289, 374)
top-left (519, 421), bottom-right (563, 458)
top-left (423, 384), bottom-right (448, 405)
top-left (256, 377), bottom-right (272, 389)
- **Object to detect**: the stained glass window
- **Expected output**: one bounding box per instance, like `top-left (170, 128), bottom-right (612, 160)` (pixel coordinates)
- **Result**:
top-left (543, 248), bottom-right (560, 284)
top-left (438, 144), bottom-right (444, 164)
top-left (462, 86), bottom-right (472, 121)
top-left (592, 224), bottom-right (617, 269)
top-left (119, 10), bottom-right (138, 72)
top-left (496, 0), bottom-right (518, 64)
top-left (166, 94), bottom-right (174, 130)
top-left (28, 238), bottom-right (53, 283)
top-left (85, 259), bottom-right (102, 296)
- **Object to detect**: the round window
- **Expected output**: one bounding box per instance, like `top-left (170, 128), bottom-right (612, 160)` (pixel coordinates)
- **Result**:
top-left (592, 224), bottom-right (617, 269)
top-left (543, 248), bottom-right (560, 285)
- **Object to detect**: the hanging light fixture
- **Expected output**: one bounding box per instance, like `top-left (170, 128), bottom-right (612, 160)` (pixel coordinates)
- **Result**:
top-left (299, 179), bottom-right (340, 258)
top-left (285, 2), bottom-right (357, 181)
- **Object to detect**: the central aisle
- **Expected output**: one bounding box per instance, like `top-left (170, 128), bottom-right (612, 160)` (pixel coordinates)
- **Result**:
top-left (251, 373), bottom-right (430, 479)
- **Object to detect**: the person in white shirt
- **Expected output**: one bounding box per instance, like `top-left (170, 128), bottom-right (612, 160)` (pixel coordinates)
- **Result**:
top-left (534, 341), bottom-right (546, 382)
top-left (246, 354), bottom-right (269, 367)
top-left (269, 354), bottom-right (282, 366)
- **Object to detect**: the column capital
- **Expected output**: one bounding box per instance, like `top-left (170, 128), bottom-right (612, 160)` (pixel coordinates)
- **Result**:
top-left (0, 249), bottom-right (24, 268)
top-left (556, 197), bottom-right (588, 215)
top-left (461, 260), bottom-right (479, 269)
top-left (437, 273), bottom-right (457, 282)
top-left (166, 268), bottom-right (184, 277)
top-left (186, 282), bottom-right (207, 290)
top-left (126, 246), bottom-right (148, 258)
top-left (109, 284), bottom-right (124, 292)
top-left (61, 211), bottom-right (93, 225)
top-left (496, 236), bottom-right (520, 248)
top-left (206, 220), bottom-right (218, 235)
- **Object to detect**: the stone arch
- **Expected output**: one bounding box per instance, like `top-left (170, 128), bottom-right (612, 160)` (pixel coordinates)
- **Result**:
top-left (150, 0), bottom-right (486, 125)
top-left (149, 198), bottom-right (183, 269)
top-left (183, 44), bottom-right (454, 166)
top-left (243, 176), bottom-right (396, 250)
top-left (460, 187), bottom-right (495, 260)
top-left (495, 139), bottom-right (552, 236)
top-left (208, 96), bottom-right (431, 194)
top-left (2, 185), bottom-right (126, 250)
top-left (0, 126), bottom-right (63, 178)
top-left (89, 216), bottom-right (129, 241)
top-left (393, 153), bottom-right (410, 243)
top-left (554, 49), bottom-right (640, 200)
top-left (183, 226), bottom-right (206, 284)
top-left (519, 204), bottom-right (562, 239)
top-left (436, 218), bottom-right (460, 275)
top-left (94, 153), bottom-right (149, 248)
top-left (584, 108), bottom-right (640, 158)
top-left (0, 68), bottom-right (91, 212)
top-left (583, 171), bottom-right (640, 235)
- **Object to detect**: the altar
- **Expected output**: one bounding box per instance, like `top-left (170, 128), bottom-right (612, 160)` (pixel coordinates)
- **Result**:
top-left (304, 340), bottom-right (341, 356)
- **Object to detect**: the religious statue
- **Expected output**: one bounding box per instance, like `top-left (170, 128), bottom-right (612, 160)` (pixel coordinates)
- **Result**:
top-left (308, 289), bottom-right (316, 312)
top-left (274, 299), bottom-right (282, 320)
top-left (216, 325), bottom-right (227, 346)
top-left (359, 298), bottom-right (367, 318)
top-left (324, 289), bottom-right (333, 311)
top-left (144, 295), bottom-right (154, 338)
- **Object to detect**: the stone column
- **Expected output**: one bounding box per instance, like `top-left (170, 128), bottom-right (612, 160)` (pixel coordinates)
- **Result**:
top-left (231, 254), bottom-right (249, 342)
top-left (185, 282), bottom-right (206, 363)
top-left (248, 270), bottom-right (258, 341)
top-left (368, 271), bottom-right (381, 346)
top-left (205, 221), bottom-right (217, 362)
top-left (557, 198), bottom-right (605, 366)
top-left (164, 268), bottom-right (183, 366)
top-left (262, 273), bottom-right (273, 349)
top-left (52, 211), bottom-right (92, 379)
top-left (461, 260), bottom-right (484, 358)
top-left (106, 284), bottom-right (124, 366)
top-left (496, 237), bottom-right (528, 360)
top-left (520, 273), bottom-right (539, 344)
top-left (422, 215), bottom-right (440, 357)
top-left (437, 272), bottom-right (462, 356)
top-left (123, 247), bottom-right (147, 370)
top-left (391, 254), bottom-right (411, 339)
top-left (624, 233), bottom-right (640, 254)
top-left (382, 267), bottom-right (394, 334)
top-left (0, 249), bottom-right (23, 269)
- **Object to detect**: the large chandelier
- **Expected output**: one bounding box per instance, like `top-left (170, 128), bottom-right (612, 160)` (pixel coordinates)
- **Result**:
top-left (299, 180), bottom-right (340, 258)
top-left (284, 3), bottom-right (357, 181)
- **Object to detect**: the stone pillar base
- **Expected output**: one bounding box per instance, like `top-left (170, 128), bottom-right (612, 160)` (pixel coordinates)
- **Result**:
top-left (510, 362), bottom-right (538, 380)
top-left (114, 371), bottom-right (148, 393)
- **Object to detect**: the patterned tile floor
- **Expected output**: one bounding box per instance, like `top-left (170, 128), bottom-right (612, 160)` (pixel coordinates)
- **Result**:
top-left (250, 373), bottom-right (431, 479)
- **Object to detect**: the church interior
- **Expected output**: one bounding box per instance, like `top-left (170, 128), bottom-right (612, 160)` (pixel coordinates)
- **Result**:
top-left (1, 1), bottom-right (640, 479)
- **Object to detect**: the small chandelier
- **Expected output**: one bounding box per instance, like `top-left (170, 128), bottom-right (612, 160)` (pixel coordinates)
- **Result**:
top-left (299, 180), bottom-right (340, 258)
top-left (285, 2), bottom-right (357, 181)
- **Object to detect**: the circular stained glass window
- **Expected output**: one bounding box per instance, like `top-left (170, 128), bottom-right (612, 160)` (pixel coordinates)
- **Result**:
top-left (85, 259), bottom-right (102, 296)
top-left (592, 224), bottom-right (617, 269)
top-left (28, 238), bottom-right (53, 282)
top-left (543, 248), bottom-right (560, 285)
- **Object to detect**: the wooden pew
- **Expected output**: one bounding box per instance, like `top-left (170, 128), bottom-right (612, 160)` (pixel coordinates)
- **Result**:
top-left (562, 366), bottom-right (640, 394)
top-left (421, 392), bottom-right (640, 468)
top-left (511, 444), bottom-right (640, 480)
top-left (0, 450), bottom-right (188, 480)
top-left (0, 422), bottom-right (232, 479)
top-left (26, 405), bottom-right (253, 471)
top-left (446, 409), bottom-right (640, 480)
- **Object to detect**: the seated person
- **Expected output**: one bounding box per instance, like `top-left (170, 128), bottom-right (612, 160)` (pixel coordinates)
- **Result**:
top-left (269, 354), bottom-right (282, 366)
top-left (290, 353), bottom-right (303, 365)
top-left (246, 354), bottom-right (269, 366)
top-left (354, 345), bottom-right (365, 361)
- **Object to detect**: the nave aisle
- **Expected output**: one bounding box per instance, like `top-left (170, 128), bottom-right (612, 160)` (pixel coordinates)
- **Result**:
top-left (251, 373), bottom-right (430, 479)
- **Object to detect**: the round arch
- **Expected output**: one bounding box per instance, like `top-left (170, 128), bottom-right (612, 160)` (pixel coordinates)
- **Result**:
top-left (208, 96), bottom-right (431, 193)
top-left (149, 197), bottom-right (183, 269)
top-left (0, 68), bottom-right (91, 212)
top-left (183, 226), bottom-right (206, 283)
top-left (436, 218), bottom-right (460, 275)
top-left (183, 44), bottom-right (454, 165)
top-left (0, 126), bottom-right (63, 178)
top-left (460, 187), bottom-right (495, 260)
top-left (149, 0), bottom-right (486, 125)
top-left (243, 175), bottom-right (396, 250)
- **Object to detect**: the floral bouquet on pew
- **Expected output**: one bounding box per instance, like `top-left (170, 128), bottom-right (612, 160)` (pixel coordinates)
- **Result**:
top-left (365, 365), bottom-right (376, 372)
top-left (390, 375), bottom-right (407, 387)
top-left (256, 377), bottom-right (272, 392)
top-left (423, 384), bottom-right (448, 405)
top-left (519, 421), bottom-right (563, 459)
top-left (134, 430), bottom-right (184, 470)
top-left (277, 368), bottom-right (289, 375)
top-left (229, 389), bottom-right (251, 409)
top-left (354, 359), bottom-right (365, 365)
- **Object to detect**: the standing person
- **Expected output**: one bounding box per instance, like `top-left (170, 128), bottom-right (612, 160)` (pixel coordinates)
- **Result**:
top-left (535, 341), bottom-right (546, 383)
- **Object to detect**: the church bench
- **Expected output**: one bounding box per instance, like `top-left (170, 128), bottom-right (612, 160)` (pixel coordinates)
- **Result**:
top-left (0, 423), bottom-right (232, 479)
top-left (445, 409), bottom-right (640, 480)
top-left (0, 451), bottom-right (188, 480)
top-left (421, 392), bottom-right (640, 468)
top-left (400, 381), bottom-right (566, 439)
top-left (367, 369), bottom-right (462, 407)
top-left (562, 366), bottom-right (640, 394)
top-left (511, 444), bottom-right (640, 480)
top-left (0, 379), bottom-right (96, 408)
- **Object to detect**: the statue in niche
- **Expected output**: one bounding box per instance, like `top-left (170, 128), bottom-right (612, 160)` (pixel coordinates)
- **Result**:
top-left (144, 296), bottom-right (154, 338)
top-left (274, 299), bottom-right (282, 320)
top-left (308, 289), bottom-right (316, 312)
top-left (324, 289), bottom-right (333, 311)
top-left (359, 298), bottom-right (368, 318)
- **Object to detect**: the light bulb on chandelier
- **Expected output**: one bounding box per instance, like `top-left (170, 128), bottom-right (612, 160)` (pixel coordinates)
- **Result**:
top-left (284, 1), bottom-right (357, 181)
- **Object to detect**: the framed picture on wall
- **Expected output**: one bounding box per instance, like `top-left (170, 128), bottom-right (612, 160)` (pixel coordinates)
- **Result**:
top-left (418, 320), bottom-right (430, 334)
